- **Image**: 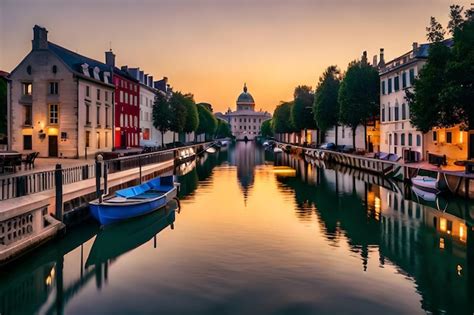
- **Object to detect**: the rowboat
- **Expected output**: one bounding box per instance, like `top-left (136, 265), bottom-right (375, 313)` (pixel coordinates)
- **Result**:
top-left (86, 202), bottom-right (177, 267)
top-left (89, 175), bottom-right (179, 225)
top-left (412, 185), bottom-right (437, 202)
top-left (411, 174), bottom-right (446, 194)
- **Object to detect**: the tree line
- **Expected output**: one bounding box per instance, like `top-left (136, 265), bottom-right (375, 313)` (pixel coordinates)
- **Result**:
top-left (263, 4), bottom-right (474, 152)
top-left (152, 91), bottom-right (231, 145)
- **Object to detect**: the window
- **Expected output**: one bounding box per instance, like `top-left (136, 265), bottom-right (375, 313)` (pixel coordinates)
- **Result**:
top-left (86, 86), bottom-right (90, 97)
top-left (97, 89), bottom-right (101, 101)
top-left (433, 131), bottom-right (437, 142)
top-left (446, 131), bottom-right (452, 143)
top-left (394, 133), bottom-right (398, 145)
top-left (402, 72), bottom-right (407, 88)
top-left (409, 69), bottom-right (415, 85)
top-left (389, 134), bottom-right (392, 145)
top-left (382, 107), bottom-right (385, 122)
top-left (48, 104), bottom-right (59, 125)
top-left (97, 106), bottom-right (101, 126)
top-left (86, 105), bottom-right (91, 125)
top-left (106, 107), bottom-right (110, 127)
top-left (342, 127), bottom-right (345, 139)
top-left (120, 91), bottom-right (124, 103)
top-left (401, 133), bottom-right (405, 145)
top-left (105, 91), bottom-right (109, 102)
top-left (24, 105), bottom-right (32, 126)
top-left (105, 132), bottom-right (109, 147)
top-left (23, 135), bottom-right (32, 150)
top-left (394, 76), bottom-right (400, 91)
top-left (402, 104), bottom-right (407, 120)
top-left (97, 132), bottom-right (101, 149)
top-left (388, 78), bottom-right (392, 94)
top-left (381, 80), bottom-right (386, 95)
top-left (416, 134), bottom-right (421, 146)
top-left (49, 82), bottom-right (58, 95)
top-left (22, 82), bottom-right (32, 95)
top-left (388, 106), bottom-right (392, 121)
top-left (408, 133), bottom-right (413, 146)
top-left (85, 131), bottom-right (90, 148)
top-left (125, 93), bottom-right (128, 104)
top-left (395, 105), bottom-right (399, 121)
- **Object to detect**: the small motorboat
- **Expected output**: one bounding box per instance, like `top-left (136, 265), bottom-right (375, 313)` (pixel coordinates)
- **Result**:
top-left (89, 175), bottom-right (179, 225)
top-left (411, 175), bottom-right (446, 194)
top-left (273, 147), bottom-right (283, 153)
top-left (206, 147), bottom-right (217, 154)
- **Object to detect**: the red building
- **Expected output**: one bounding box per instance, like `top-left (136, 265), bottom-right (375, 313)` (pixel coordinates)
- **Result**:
top-left (105, 51), bottom-right (140, 148)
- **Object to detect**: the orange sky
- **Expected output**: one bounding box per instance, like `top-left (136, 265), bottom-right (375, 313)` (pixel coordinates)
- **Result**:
top-left (1, 0), bottom-right (471, 113)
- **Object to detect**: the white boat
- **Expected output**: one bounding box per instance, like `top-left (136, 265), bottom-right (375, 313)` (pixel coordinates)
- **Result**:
top-left (273, 147), bottom-right (283, 153)
top-left (205, 147), bottom-right (217, 154)
top-left (411, 175), bottom-right (446, 194)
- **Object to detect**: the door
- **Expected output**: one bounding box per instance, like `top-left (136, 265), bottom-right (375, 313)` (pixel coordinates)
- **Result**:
top-left (469, 133), bottom-right (474, 159)
top-left (48, 135), bottom-right (58, 157)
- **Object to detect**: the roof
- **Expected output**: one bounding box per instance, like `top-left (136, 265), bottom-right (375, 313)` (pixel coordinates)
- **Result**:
top-left (236, 83), bottom-right (255, 104)
top-left (0, 70), bottom-right (10, 80)
top-left (224, 110), bottom-right (271, 117)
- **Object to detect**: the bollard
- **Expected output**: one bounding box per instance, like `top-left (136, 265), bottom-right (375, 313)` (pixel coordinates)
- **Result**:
top-left (54, 164), bottom-right (63, 221)
top-left (96, 155), bottom-right (103, 202)
top-left (103, 162), bottom-right (108, 196)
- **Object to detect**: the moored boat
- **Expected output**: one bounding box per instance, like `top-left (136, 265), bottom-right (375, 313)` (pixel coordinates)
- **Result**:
top-left (273, 147), bottom-right (283, 153)
top-left (411, 174), bottom-right (447, 194)
top-left (206, 147), bottom-right (217, 154)
top-left (89, 175), bottom-right (179, 225)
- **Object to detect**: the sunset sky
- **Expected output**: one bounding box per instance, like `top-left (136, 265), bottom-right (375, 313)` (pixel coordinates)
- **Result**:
top-left (1, 0), bottom-right (471, 113)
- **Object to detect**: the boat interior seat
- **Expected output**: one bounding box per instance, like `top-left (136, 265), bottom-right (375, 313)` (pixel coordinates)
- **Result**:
top-left (130, 192), bottom-right (164, 199)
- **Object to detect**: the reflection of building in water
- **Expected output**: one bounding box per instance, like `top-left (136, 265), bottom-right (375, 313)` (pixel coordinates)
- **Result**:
top-left (230, 142), bottom-right (265, 202)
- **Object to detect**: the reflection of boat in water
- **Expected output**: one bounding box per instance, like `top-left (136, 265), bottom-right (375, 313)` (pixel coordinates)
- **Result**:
top-left (206, 147), bottom-right (217, 154)
top-left (274, 147), bottom-right (283, 153)
top-left (176, 160), bottom-right (196, 176)
top-left (89, 176), bottom-right (179, 225)
top-left (86, 201), bottom-right (177, 267)
top-left (176, 147), bottom-right (195, 164)
top-left (412, 185), bottom-right (437, 202)
top-left (272, 166), bottom-right (296, 177)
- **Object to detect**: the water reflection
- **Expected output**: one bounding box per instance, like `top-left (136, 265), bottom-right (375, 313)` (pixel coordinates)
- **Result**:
top-left (276, 152), bottom-right (474, 314)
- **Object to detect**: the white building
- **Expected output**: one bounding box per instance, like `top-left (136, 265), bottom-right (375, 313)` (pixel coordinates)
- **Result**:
top-left (379, 44), bottom-right (427, 161)
top-left (8, 25), bottom-right (114, 158)
top-left (217, 84), bottom-right (271, 141)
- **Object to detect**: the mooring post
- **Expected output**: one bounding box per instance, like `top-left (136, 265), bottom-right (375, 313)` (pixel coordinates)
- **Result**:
top-left (138, 155), bottom-right (142, 184)
top-left (103, 162), bottom-right (108, 196)
top-left (95, 155), bottom-right (103, 202)
top-left (54, 164), bottom-right (63, 221)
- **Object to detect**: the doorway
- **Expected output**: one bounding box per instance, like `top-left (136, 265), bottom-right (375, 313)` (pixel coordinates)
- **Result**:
top-left (48, 135), bottom-right (58, 157)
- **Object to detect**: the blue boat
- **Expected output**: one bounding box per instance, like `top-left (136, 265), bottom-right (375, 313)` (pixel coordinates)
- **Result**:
top-left (89, 175), bottom-right (179, 225)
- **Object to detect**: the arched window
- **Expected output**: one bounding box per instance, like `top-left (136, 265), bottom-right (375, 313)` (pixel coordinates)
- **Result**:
top-left (408, 133), bottom-right (413, 146)
top-left (120, 114), bottom-right (124, 126)
top-left (381, 105), bottom-right (385, 122)
top-left (402, 103), bottom-right (407, 120)
top-left (416, 134), bottom-right (421, 146)
top-left (401, 133), bottom-right (405, 145)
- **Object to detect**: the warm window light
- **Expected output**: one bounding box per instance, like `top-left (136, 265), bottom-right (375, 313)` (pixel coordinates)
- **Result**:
top-left (439, 237), bottom-right (445, 249)
top-left (460, 225), bottom-right (466, 242)
top-left (439, 130), bottom-right (445, 143)
top-left (457, 264), bottom-right (463, 276)
top-left (440, 218), bottom-right (447, 232)
top-left (375, 197), bottom-right (381, 214)
top-left (460, 131), bottom-right (464, 144)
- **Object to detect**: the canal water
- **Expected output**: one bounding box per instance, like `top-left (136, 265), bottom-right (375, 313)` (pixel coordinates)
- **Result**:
top-left (1, 142), bottom-right (474, 315)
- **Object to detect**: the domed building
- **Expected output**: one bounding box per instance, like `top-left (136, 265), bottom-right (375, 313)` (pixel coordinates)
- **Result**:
top-left (216, 84), bottom-right (271, 141)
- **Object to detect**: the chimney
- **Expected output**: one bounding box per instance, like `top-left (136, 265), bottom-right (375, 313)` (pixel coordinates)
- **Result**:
top-left (361, 51), bottom-right (368, 65)
top-left (121, 65), bottom-right (128, 72)
top-left (378, 48), bottom-right (385, 68)
top-left (105, 50), bottom-right (115, 68)
top-left (148, 75), bottom-right (153, 87)
top-left (32, 25), bottom-right (48, 50)
top-left (412, 42), bottom-right (419, 53)
top-left (373, 55), bottom-right (378, 67)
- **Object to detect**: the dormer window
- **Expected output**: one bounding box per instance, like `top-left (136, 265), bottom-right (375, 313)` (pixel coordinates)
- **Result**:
top-left (81, 63), bottom-right (90, 77)
top-left (93, 67), bottom-right (100, 80)
top-left (104, 72), bottom-right (110, 84)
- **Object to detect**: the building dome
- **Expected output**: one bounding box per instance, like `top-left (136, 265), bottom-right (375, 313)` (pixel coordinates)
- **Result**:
top-left (236, 83), bottom-right (255, 105)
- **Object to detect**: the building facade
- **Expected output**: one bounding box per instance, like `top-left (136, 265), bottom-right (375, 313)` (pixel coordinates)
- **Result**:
top-left (379, 44), bottom-right (428, 161)
top-left (217, 84), bottom-right (271, 141)
top-left (8, 25), bottom-right (114, 158)
top-left (104, 51), bottom-right (140, 149)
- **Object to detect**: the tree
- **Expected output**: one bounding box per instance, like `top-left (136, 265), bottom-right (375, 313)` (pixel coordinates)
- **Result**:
top-left (291, 85), bottom-right (316, 144)
top-left (215, 119), bottom-right (232, 138)
top-left (169, 92), bottom-right (189, 143)
top-left (199, 102), bottom-right (213, 112)
top-left (314, 65), bottom-right (341, 144)
top-left (196, 103), bottom-right (217, 140)
top-left (183, 93), bottom-right (199, 141)
top-left (152, 92), bottom-right (171, 147)
top-left (426, 16), bottom-right (446, 43)
top-left (260, 119), bottom-right (273, 138)
top-left (273, 101), bottom-right (294, 142)
top-left (338, 60), bottom-right (380, 149)
top-left (448, 5), bottom-right (464, 34)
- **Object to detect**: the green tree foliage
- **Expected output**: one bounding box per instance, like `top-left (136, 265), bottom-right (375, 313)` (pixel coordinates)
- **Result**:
top-left (448, 5), bottom-right (464, 34)
top-left (152, 92), bottom-right (171, 146)
top-left (426, 16), bottom-right (446, 43)
top-left (260, 119), bottom-right (273, 138)
top-left (199, 102), bottom-right (213, 112)
top-left (406, 43), bottom-right (452, 132)
top-left (196, 103), bottom-right (217, 140)
top-left (215, 119), bottom-right (232, 138)
top-left (314, 65), bottom-right (340, 143)
top-left (273, 101), bottom-right (294, 134)
top-left (291, 85), bottom-right (316, 132)
top-left (183, 93), bottom-right (199, 135)
top-left (338, 60), bottom-right (380, 149)
top-left (169, 91), bottom-right (189, 142)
